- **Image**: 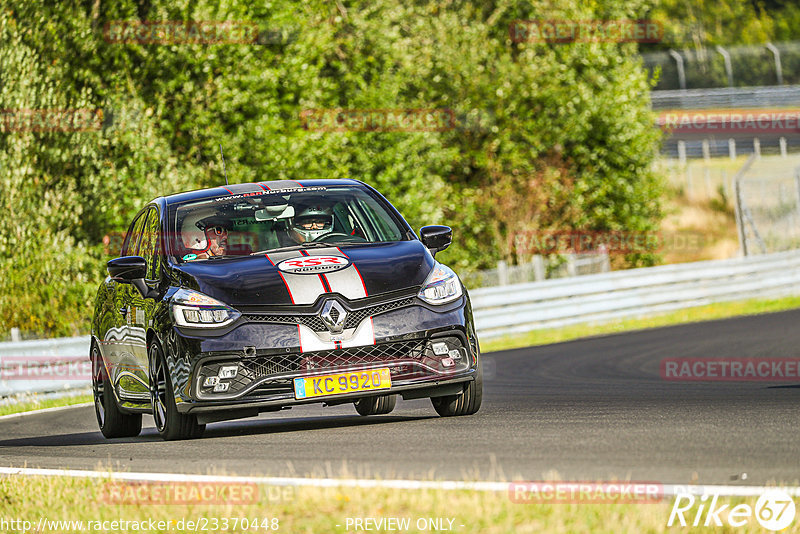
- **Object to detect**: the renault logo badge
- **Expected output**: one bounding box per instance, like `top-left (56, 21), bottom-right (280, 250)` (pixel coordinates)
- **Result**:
top-left (320, 299), bottom-right (347, 334)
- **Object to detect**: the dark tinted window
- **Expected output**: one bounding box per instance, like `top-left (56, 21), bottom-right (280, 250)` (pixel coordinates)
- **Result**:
top-left (121, 210), bottom-right (148, 257)
top-left (169, 186), bottom-right (406, 261)
top-left (139, 207), bottom-right (161, 280)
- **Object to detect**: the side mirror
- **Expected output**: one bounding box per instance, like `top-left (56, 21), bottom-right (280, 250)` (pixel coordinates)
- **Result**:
top-left (420, 225), bottom-right (452, 256)
top-left (107, 256), bottom-right (147, 281)
top-left (107, 256), bottom-right (157, 298)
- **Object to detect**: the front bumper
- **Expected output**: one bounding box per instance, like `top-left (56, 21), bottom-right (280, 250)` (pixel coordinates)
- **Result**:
top-left (166, 295), bottom-right (480, 415)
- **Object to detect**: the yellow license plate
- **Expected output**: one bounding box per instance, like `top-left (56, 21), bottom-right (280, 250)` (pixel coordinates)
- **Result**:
top-left (293, 368), bottom-right (392, 399)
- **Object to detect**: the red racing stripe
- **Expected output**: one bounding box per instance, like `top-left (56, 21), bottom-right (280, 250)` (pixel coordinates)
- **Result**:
top-left (297, 324), bottom-right (304, 352)
top-left (299, 249), bottom-right (332, 293)
top-left (265, 254), bottom-right (295, 304)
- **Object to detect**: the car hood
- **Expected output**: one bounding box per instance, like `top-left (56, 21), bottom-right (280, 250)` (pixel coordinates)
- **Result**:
top-left (172, 240), bottom-right (435, 306)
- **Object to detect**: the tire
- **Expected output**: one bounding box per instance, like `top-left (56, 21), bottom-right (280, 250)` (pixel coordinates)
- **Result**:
top-left (92, 344), bottom-right (142, 439)
top-left (431, 362), bottom-right (483, 417)
top-left (354, 394), bottom-right (397, 416)
top-left (148, 341), bottom-right (205, 441)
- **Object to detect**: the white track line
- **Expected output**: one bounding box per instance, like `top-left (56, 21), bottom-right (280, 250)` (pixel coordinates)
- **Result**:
top-left (0, 467), bottom-right (798, 497)
top-left (0, 402), bottom-right (92, 421)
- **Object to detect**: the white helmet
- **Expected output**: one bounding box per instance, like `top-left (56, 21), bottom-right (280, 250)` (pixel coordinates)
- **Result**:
top-left (291, 206), bottom-right (334, 242)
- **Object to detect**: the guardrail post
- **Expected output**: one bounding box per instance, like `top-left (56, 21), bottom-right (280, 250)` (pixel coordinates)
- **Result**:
top-left (677, 140), bottom-right (687, 165)
top-left (729, 138), bottom-right (736, 160)
top-left (566, 254), bottom-right (576, 277)
top-left (532, 255), bottom-right (545, 281)
top-left (668, 50), bottom-right (686, 90)
top-left (10, 328), bottom-right (20, 342)
top-left (733, 154), bottom-right (756, 257)
top-left (716, 45), bottom-right (734, 87)
top-left (780, 137), bottom-right (788, 158)
top-left (702, 140), bottom-right (710, 162)
top-left (601, 252), bottom-right (611, 273)
top-left (497, 260), bottom-right (509, 286)
top-left (753, 138), bottom-right (761, 159)
top-left (766, 43), bottom-right (783, 85)
top-left (795, 169), bottom-right (800, 219)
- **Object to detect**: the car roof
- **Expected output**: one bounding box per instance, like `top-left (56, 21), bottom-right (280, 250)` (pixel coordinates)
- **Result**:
top-left (161, 179), bottom-right (366, 205)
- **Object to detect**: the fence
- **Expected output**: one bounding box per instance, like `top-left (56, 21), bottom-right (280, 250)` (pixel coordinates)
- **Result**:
top-left (471, 249), bottom-right (800, 338)
top-left (0, 336), bottom-right (91, 398)
top-left (643, 42), bottom-right (800, 91)
top-left (651, 85), bottom-right (800, 111)
top-left (733, 155), bottom-right (800, 255)
top-left (461, 253), bottom-right (610, 289)
top-left (660, 152), bottom-right (800, 204)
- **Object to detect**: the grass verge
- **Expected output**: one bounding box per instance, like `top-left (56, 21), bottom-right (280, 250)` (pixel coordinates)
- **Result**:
top-left (0, 392), bottom-right (92, 417)
top-left (0, 475), bottom-right (791, 533)
top-left (481, 295), bottom-right (800, 353)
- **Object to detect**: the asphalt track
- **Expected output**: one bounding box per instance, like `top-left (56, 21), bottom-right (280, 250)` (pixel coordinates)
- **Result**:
top-left (1, 310), bottom-right (799, 486)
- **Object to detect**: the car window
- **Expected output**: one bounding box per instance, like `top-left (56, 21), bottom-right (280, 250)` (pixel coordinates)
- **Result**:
top-left (169, 185), bottom-right (407, 261)
top-left (121, 210), bottom-right (148, 257)
top-left (138, 207), bottom-right (161, 280)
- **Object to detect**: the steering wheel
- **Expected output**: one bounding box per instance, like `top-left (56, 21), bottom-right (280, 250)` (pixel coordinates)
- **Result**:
top-left (313, 232), bottom-right (367, 243)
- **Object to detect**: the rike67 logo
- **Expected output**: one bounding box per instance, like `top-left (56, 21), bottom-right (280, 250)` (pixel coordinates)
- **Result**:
top-left (668, 490), bottom-right (796, 531)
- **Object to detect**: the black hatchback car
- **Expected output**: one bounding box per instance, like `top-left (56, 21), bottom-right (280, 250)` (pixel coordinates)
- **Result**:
top-left (91, 179), bottom-right (482, 440)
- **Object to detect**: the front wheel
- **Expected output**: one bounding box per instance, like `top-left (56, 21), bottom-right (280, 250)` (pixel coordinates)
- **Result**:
top-left (92, 344), bottom-right (141, 439)
top-left (431, 363), bottom-right (483, 417)
top-left (354, 394), bottom-right (396, 416)
top-left (149, 342), bottom-right (205, 440)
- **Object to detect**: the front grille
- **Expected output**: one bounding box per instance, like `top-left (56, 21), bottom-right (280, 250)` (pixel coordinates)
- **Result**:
top-left (242, 297), bottom-right (415, 332)
top-left (197, 337), bottom-right (469, 400)
top-left (243, 313), bottom-right (326, 331)
top-left (342, 297), bottom-right (415, 329)
top-left (244, 353), bottom-right (303, 377)
top-left (240, 339), bottom-right (425, 378)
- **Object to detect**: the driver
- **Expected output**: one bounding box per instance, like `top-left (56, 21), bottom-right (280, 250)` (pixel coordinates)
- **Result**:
top-left (183, 216), bottom-right (230, 260)
top-left (289, 206), bottom-right (334, 244)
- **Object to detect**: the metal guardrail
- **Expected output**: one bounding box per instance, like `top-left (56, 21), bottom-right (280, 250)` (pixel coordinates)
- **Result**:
top-left (3, 250), bottom-right (800, 396)
top-left (651, 85), bottom-right (800, 110)
top-left (0, 336), bottom-right (91, 397)
top-left (470, 249), bottom-right (800, 338)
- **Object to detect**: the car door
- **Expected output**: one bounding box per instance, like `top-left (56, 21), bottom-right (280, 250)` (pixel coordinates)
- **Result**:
top-left (119, 206), bottom-right (160, 402)
top-left (108, 209), bottom-right (148, 400)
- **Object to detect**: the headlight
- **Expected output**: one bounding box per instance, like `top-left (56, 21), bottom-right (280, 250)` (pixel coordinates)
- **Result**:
top-left (418, 263), bottom-right (463, 305)
top-left (171, 288), bottom-right (241, 328)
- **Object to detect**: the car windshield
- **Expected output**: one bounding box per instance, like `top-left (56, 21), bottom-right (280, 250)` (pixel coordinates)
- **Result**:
top-left (169, 185), bottom-right (407, 261)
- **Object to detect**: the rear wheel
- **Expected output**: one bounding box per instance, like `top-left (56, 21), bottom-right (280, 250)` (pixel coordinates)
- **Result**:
top-left (92, 344), bottom-right (142, 439)
top-left (148, 342), bottom-right (205, 440)
top-left (354, 394), bottom-right (397, 416)
top-left (431, 362), bottom-right (483, 417)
